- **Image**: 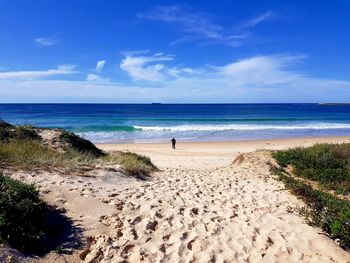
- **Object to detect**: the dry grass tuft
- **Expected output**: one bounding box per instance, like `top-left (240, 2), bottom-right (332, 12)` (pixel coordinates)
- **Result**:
top-left (112, 152), bottom-right (158, 178)
top-left (231, 153), bottom-right (245, 166)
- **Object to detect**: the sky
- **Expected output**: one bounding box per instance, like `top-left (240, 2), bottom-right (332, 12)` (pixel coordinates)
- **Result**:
top-left (0, 0), bottom-right (350, 103)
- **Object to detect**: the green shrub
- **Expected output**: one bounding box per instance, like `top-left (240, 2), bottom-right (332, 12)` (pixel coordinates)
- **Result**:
top-left (272, 143), bottom-right (350, 193)
top-left (272, 142), bottom-right (350, 251)
top-left (0, 120), bottom-right (13, 129)
top-left (0, 127), bottom-right (10, 142)
top-left (275, 171), bottom-right (350, 250)
top-left (272, 148), bottom-right (302, 167)
top-left (13, 126), bottom-right (39, 141)
top-left (0, 173), bottom-right (45, 252)
top-left (59, 130), bottom-right (103, 157)
top-left (0, 125), bottom-right (38, 142)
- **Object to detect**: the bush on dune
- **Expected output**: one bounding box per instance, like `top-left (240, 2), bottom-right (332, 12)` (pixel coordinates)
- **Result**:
top-left (0, 123), bottom-right (158, 177)
top-left (0, 173), bottom-right (45, 252)
top-left (272, 143), bottom-right (350, 251)
top-left (0, 173), bottom-right (81, 254)
top-left (59, 130), bottom-right (103, 157)
top-left (0, 125), bottom-right (38, 142)
top-left (273, 143), bottom-right (350, 194)
top-left (272, 168), bottom-right (350, 250)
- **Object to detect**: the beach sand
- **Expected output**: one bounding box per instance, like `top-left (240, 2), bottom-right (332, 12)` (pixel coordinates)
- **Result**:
top-left (6, 136), bottom-right (350, 262)
top-left (99, 136), bottom-right (350, 170)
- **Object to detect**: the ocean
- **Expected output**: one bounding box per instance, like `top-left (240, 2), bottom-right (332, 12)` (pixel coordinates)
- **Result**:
top-left (1, 103), bottom-right (350, 143)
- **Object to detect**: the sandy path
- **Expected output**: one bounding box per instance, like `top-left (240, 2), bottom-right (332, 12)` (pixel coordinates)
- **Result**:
top-left (5, 137), bottom-right (350, 262)
top-left (87, 138), bottom-right (350, 262)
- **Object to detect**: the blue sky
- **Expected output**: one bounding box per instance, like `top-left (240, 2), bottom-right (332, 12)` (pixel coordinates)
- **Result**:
top-left (0, 0), bottom-right (350, 102)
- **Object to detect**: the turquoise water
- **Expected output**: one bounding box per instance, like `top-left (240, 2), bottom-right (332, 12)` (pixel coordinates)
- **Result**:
top-left (1, 104), bottom-right (350, 143)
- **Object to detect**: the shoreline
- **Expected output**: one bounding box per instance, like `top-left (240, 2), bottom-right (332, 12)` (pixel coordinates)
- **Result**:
top-left (97, 135), bottom-right (350, 149)
top-left (97, 136), bottom-right (350, 170)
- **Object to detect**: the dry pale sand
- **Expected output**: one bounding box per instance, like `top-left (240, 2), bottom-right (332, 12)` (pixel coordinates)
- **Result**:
top-left (5, 136), bottom-right (350, 263)
top-left (99, 136), bottom-right (350, 170)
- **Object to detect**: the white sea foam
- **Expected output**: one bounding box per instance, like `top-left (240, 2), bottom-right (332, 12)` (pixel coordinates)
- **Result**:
top-left (133, 123), bottom-right (350, 132)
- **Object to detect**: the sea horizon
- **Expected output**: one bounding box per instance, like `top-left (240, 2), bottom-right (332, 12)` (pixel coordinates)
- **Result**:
top-left (1, 103), bottom-right (350, 143)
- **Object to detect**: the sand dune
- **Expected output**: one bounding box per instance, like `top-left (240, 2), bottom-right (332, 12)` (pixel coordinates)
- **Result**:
top-left (5, 136), bottom-right (350, 262)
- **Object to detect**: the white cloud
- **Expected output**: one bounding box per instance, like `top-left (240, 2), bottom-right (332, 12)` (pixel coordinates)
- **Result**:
top-left (120, 52), bottom-right (174, 81)
top-left (86, 73), bottom-right (110, 82)
top-left (216, 55), bottom-right (306, 85)
top-left (120, 52), bottom-right (205, 81)
top-left (118, 52), bottom-right (350, 102)
top-left (0, 64), bottom-right (76, 80)
top-left (96, 60), bottom-right (106, 72)
top-left (35, 36), bottom-right (57, 46)
top-left (86, 74), bottom-right (101, 81)
top-left (1, 53), bottom-right (350, 103)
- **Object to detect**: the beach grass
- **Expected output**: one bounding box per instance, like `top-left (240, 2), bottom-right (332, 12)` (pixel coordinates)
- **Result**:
top-left (272, 143), bottom-right (350, 250)
top-left (109, 151), bottom-right (158, 178)
top-left (0, 124), bottom-right (157, 176)
top-left (273, 143), bottom-right (350, 194)
top-left (0, 139), bottom-right (96, 171)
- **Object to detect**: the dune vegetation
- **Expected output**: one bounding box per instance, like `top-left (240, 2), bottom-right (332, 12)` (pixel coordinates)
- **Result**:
top-left (114, 151), bottom-right (158, 178)
top-left (0, 173), bottom-right (48, 252)
top-left (0, 122), bottom-right (157, 176)
top-left (272, 143), bottom-right (350, 250)
top-left (0, 121), bottom-right (157, 254)
top-left (273, 143), bottom-right (350, 194)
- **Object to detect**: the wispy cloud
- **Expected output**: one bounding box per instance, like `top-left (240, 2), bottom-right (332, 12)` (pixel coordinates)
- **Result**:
top-left (137, 5), bottom-right (246, 47)
top-left (85, 60), bottom-right (107, 82)
top-left (96, 60), bottom-right (106, 72)
top-left (118, 51), bottom-right (350, 101)
top-left (86, 74), bottom-right (100, 81)
top-left (239, 11), bottom-right (273, 29)
top-left (0, 65), bottom-right (76, 80)
top-left (86, 73), bottom-right (110, 82)
top-left (137, 5), bottom-right (222, 38)
top-left (119, 52), bottom-right (307, 85)
top-left (2, 53), bottom-right (350, 103)
top-left (35, 36), bottom-right (58, 46)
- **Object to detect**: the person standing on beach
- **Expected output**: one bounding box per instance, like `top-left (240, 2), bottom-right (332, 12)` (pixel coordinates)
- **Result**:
top-left (171, 137), bottom-right (176, 149)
